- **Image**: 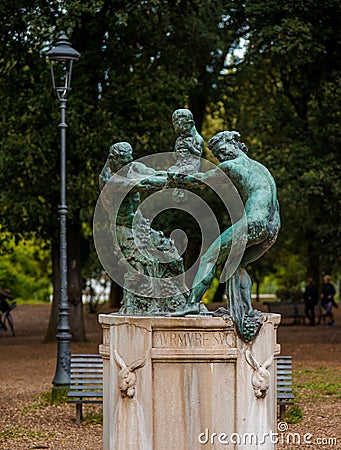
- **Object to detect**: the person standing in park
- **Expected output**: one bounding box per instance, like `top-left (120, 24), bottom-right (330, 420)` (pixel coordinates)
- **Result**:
top-left (320, 275), bottom-right (337, 326)
top-left (303, 277), bottom-right (318, 326)
top-left (0, 289), bottom-right (16, 336)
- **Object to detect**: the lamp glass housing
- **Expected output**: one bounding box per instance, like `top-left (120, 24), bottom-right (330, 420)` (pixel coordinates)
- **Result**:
top-left (47, 35), bottom-right (80, 100)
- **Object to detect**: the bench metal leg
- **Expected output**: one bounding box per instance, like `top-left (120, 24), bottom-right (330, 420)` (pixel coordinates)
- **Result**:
top-left (76, 403), bottom-right (83, 425)
top-left (279, 404), bottom-right (286, 420)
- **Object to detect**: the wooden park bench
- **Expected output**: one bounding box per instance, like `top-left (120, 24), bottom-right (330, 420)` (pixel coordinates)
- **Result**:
top-left (265, 301), bottom-right (306, 324)
top-left (67, 354), bottom-right (103, 424)
top-left (276, 355), bottom-right (295, 420)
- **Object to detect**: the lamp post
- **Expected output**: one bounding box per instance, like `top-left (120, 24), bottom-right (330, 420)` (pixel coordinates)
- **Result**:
top-left (47, 35), bottom-right (80, 388)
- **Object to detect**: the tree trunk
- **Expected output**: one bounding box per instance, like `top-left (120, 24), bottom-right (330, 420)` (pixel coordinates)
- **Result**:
top-left (109, 280), bottom-right (123, 309)
top-left (184, 238), bottom-right (201, 289)
top-left (43, 241), bottom-right (60, 343)
top-left (189, 90), bottom-right (208, 133)
top-left (307, 240), bottom-right (320, 293)
top-left (43, 224), bottom-right (86, 343)
top-left (67, 223), bottom-right (86, 342)
top-left (213, 281), bottom-right (226, 303)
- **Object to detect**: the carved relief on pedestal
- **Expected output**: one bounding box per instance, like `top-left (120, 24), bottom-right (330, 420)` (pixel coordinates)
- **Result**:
top-left (112, 348), bottom-right (151, 450)
top-left (113, 349), bottom-right (148, 398)
top-left (245, 350), bottom-right (273, 399)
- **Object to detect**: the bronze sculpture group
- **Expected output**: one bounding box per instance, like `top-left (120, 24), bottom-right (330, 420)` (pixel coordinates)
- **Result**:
top-left (98, 109), bottom-right (280, 341)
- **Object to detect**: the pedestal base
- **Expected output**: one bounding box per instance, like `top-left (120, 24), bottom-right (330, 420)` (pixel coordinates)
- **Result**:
top-left (99, 313), bottom-right (281, 450)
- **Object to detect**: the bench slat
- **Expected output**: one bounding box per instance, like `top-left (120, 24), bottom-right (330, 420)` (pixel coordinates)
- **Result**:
top-left (69, 385), bottom-right (103, 389)
top-left (69, 383), bottom-right (103, 388)
top-left (70, 378), bottom-right (103, 382)
top-left (71, 364), bottom-right (102, 367)
top-left (71, 372), bottom-right (103, 376)
top-left (276, 355), bottom-right (295, 419)
top-left (68, 391), bottom-right (103, 397)
top-left (71, 373), bottom-right (103, 376)
top-left (71, 356), bottom-right (102, 359)
top-left (68, 400), bottom-right (103, 405)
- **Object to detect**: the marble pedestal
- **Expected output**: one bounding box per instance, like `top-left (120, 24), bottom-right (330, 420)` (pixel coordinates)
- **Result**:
top-left (99, 313), bottom-right (281, 450)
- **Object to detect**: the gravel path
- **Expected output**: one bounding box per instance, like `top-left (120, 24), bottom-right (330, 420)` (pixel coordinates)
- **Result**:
top-left (0, 303), bottom-right (340, 449)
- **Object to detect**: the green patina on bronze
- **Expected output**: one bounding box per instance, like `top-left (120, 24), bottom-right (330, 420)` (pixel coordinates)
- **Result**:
top-left (172, 130), bottom-right (280, 340)
top-left (168, 108), bottom-right (204, 203)
top-left (99, 142), bottom-right (189, 315)
top-left (98, 114), bottom-right (280, 341)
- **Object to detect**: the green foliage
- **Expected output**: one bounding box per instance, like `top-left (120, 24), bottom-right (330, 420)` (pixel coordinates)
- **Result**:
top-left (0, 0), bottom-right (245, 282)
top-left (214, 0), bottom-right (341, 281)
top-left (202, 268), bottom-right (221, 303)
top-left (282, 365), bottom-right (341, 425)
top-left (0, 236), bottom-right (52, 302)
top-left (0, 0), bottom-right (340, 301)
top-left (50, 387), bottom-right (69, 405)
top-left (0, 427), bottom-right (51, 441)
top-left (284, 405), bottom-right (304, 424)
top-left (82, 408), bottom-right (103, 425)
top-left (293, 366), bottom-right (341, 402)
top-left (22, 389), bottom-right (67, 415)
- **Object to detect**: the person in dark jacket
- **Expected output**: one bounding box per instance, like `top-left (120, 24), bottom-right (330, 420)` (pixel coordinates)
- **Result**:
top-left (0, 290), bottom-right (16, 336)
top-left (303, 277), bottom-right (318, 326)
top-left (320, 275), bottom-right (337, 326)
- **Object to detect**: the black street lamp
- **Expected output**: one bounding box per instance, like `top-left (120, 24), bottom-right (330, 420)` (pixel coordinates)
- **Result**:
top-left (47, 35), bottom-right (80, 388)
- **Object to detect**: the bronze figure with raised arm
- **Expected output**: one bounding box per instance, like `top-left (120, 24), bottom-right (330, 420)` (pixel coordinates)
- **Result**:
top-left (177, 131), bottom-right (280, 339)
